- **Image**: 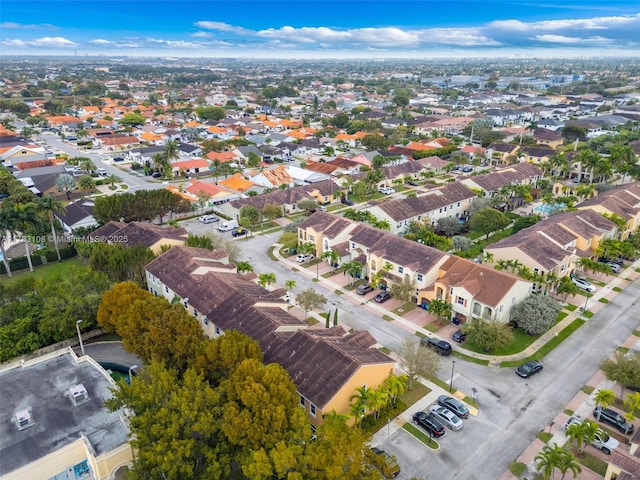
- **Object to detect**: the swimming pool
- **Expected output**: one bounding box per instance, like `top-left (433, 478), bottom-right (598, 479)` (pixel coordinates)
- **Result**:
top-left (534, 203), bottom-right (565, 214)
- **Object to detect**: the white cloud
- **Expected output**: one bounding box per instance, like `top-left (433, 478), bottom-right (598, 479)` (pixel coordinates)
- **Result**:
top-left (2, 36), bottom-right (76, 48)
top-left (533, 34), bottom-right (613, 44)
top-left (194, 21), bottom-right (249, 34)
top-left (0, 21), bottom-right (55, 29)
top-left (90, 39), bottom-right (112, 45)
top-left (489, 13), bottom-right (640, 32)
top-left (191, 31), bottom-right (212, 38)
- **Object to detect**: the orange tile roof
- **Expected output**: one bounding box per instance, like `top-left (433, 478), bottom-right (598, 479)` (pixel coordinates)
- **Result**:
top-left (207, 126), bottom-right (228, 134)
top-left (207, 151), bottom-right (236, 162)
top-left (406, 141), bottom-right (435, 151)
top-left (166, 185), bottom-right (195, 201)
top-left (280, 119), bottom-right (303, 128)
top-left (140, 131), bottom-right (163, 141)
top-left (218, 173), bottom-right (256, 192)
top-left (171, 159), bottom-right (210, 169)
top-left (183, 120), bottom-right (201, 128)
top-left (44, 115), bottom-right (81, 125)
top-left (287, 130), bottom-right (309, 140)
top-left (185, 179), bottom-right (232, 198)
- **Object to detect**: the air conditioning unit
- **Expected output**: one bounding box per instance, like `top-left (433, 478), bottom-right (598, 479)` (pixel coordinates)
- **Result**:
top-left (15, 409), bottom-right (34, 430)
top-left (69, 384), bottom-right (89, 405)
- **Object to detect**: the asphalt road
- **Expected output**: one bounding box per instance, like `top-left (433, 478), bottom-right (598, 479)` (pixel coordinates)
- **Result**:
top-left (213, 227), bottom-right (640, 480)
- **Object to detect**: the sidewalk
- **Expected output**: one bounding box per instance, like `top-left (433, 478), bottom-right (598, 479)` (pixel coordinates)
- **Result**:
top-left (273, 243), bottom-right (640, 365)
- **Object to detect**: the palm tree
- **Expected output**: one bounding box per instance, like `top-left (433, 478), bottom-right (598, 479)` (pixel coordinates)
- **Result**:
top-left (565, 419), bottom-right (598, 455)
top-left (36, 196), bottom-right (64, 262)
top-left (383, 375), bottom-right (408, 406)
top-left (163, 140), bottom-right (179, 161)
top-left (534, 444), bottom-right (571, 480)
top-left (298, 241), bottom-right (316, 258)
top-left (105, 174), bottom-right (121, 187)
top-left (556, 450), bottom-right (582, 480)
top-left (77, 175), bottom-right (96, 193)
top-left (0, 207), bottom-right (16, 277)
top-left (79, 158), bottom-right (96, 173)
top-left (8, 201), bottom-right (42, 272)
top-left (321, 248), bottom-right (340, 268)
top-left (235, 261), bottom-right (253, 274)
top-left (341, 260), bottom-right (363, 286)
top-left (367, 388), bottom-right (389, 420)
top-left (429, 298), bottom-right (453, 322)
top-left (284, 279), bottom-right (296, 299)
top-left (258, 272), bottom-right (276, 290)
top-left (624, 392), bottom-right (640, 437)
top-left (349, 386), bottom-right (371, 427)
top-left (594, 389), bottom-right (616, 420)
top-left (56, 174), bottom-right (76, 200)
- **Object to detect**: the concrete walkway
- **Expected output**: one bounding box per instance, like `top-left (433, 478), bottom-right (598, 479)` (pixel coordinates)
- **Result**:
top-left (273, 243), bottom-right (640, 365)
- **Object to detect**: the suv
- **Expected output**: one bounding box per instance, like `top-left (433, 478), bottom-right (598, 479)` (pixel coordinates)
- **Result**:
top-left (593, 407), bottom-right (634, 434)
top-left (572, 277), bottom-right (596, 292)
top-left (412, 411), bottom-right (446, 438)
top-left (565, 417), bottom-right (619, 455)
top-left (378, 186), bottom-right (396, 195)
top-left (231, 227), bottom-right (247, 237)
top-left (296, 253), bottom-right (313, 263)
top-left (421, 337), bottom-right (453, 356)
top-left (356, 284), bottom-right (374, 295)
top-left (374, 291), bottom-right (392, 303)
top-left (451, 330), bottom-right (467, 343)
top-left (341, 198), bottom-right (355, 206)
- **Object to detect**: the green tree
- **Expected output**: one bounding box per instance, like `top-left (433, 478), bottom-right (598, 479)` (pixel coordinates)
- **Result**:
top-left (382, 375), bottom-right (408, 406)
top-left (462, 318), bottom-right (514, 353)
top-left (195, 106), bottom-right (226, 121)
top-left (258, 272), bottom-right (277, 290)
top-left (239, 205), bottom-right (261, 234)
top-left (77, 174), bottom-right (96, 193)
top-left (511, 295), bottom-right (562, 335)
top-left (341, 260), bottom-right (363, 286)
top-left (235, 261), bottom-right (254, 274)
top-left (428, 298), bottom-right (453, 323)
top-left (294, 288), bottom-right (327, 319)
top-left (389, 278), bottom-right (415, 312)
top-left (55, 173), bottom-right (76, 200)
top-left (594, 389), bottom-right (616, 421)
top-left (565, 419), bottom-right (598, 455)
top-left (624, 392), bottom-right (640, 436)
top-left (435, 217), bottom-right (462, 236)
top-left (118, 112), bottom-right (146, 127)
top-left (36, 196), bottom-right (65, 262)
top-left (279, 231), bottom-right (299, 251)
top-left (556, 276), bottom-right (580, 302)
top-left (6, 201), bottom-right (42, 272)
top-left (534, 444), bottom-right (580, 480)
top-left (297, 198), bottom-right (318, 214)
top-left (349, 385), bottom-right (371, 426)
top-left (261, 203), bottom-right (282, 221)
top-left (398, 337), bottom-right (441, 390)
top-left (601, 350), bottom-right (640, 398)
top-left (469, 208), bottom-right (510, 239)
top-left (105, 173), bottom-right (121, 187)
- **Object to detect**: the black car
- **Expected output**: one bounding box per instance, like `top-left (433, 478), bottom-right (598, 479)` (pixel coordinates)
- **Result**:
top-left (151, 172), bottom-right (163, 178)
top-left (515, 360), bottom-right (543, 378)
top-left (341, 198), bottom-right (355, 206)
top-left (374, 292), bottom-right (392, 303)
top-left (593, 407), bottom-right (634, 434)
top-left (412, 411), bottom-right (446, 438)
top-left (231, 227), bottom-right (247, 237)
top-left (437, 395), bottom-right (469, 419)
top-left (451, 330), bottom-right (467, 343)
top-left (420, 337), bottom-right (452, 356)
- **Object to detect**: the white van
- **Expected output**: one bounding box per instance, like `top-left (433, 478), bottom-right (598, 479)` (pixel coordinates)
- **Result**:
top-left (218, 220), bottom-right (238, 232)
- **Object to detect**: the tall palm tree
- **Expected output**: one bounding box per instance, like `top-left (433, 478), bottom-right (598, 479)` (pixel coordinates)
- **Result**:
top-left (556, 450), bottom-right (581, 480)
top-left (235, 261), bottom-right (253, 274)
top-left (8, 201), bottom-right (42, 272)
top-left (534, 444), bottom-right (567, 480)
top-left (36, 196), bottom-right (64, 262)
top-left (0, 206), bottom-right (16, 277)
top-left (258, 272), bottom-right (276, 290)
top-left (367, 388), bottom-right (389, 420)
top-left (383, 375), bottom-right (408, 406)
top-left (321, 248), bottom-right (340, 267)
top-left (565, 419), bottom-right (598, 455)
top-left (284, 279), bottom-right (296, 300)
top-left (77, 175), bottom-right (96, 194)
top-left (349, 385), bottom-right (371, 427)
top-left (105, 174), bottom-right (121, 187)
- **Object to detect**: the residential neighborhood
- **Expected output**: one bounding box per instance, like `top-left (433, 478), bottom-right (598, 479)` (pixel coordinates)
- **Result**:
top-left (1, 53), bottom-right (640, 480)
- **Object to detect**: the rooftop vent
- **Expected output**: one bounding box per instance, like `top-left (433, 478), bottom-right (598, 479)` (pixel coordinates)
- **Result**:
top-left (14, 409), bottom-right (34, 431)
top-left (69, 384), bottom-right (89, 406)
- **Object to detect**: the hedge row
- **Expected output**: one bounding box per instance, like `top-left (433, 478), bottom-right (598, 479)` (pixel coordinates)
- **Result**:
top-left (0, 246), bottom-right (77, 275)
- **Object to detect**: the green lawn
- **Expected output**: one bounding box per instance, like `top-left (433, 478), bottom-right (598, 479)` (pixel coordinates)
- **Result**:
top-left (399, 382), bottom-right (431, 408)
top-left (2, 257), bottom-right (84, 285)
top-left (461, 326), bottom-right (538, 356)
top-left (452, 350), bottom-right (490, 366)
top-left (501, 319), bottom-right (585, 368)
top-left (402, 423), bottom-right (439, 449)
top-left (578, 451), bottom-right (608, 476)
top-left (509, 462), bottom-right (527, 476)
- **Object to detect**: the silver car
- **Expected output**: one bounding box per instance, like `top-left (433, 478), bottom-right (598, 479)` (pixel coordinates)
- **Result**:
top-left (429, 405), bottom-right (464, 431)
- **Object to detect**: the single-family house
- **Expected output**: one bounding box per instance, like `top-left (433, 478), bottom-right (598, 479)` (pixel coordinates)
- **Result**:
top-left (578, 182), bottom-right (640, 240)
top-left (89, 221), bottom-right (188, 254)
top-left (57, 199), bottom-right (99, 233)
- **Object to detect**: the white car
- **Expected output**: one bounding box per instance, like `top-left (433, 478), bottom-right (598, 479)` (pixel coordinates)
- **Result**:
top-left (428, 405), bottom-right (464, 431)
top-left (296, 254), bottom-right (313, 263)
top-left (378, 187), bottom-right (396, 195)
top-left (572, 277), bottom-right (596, 292)
top-left (97, 168), bottom-right (107, 176)
top-left (565, 416), bottom-right (619, 454)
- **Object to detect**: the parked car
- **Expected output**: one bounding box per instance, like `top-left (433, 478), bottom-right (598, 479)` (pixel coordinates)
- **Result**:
top-left (420, 337), bottom-right (452, 356)
top-left (451, 330), bottom-right (467, 343)
top-left (113, 156), bottom-right (124, 162)
top-left (593, 407), bottom-right (634, 434)
top-left (97, 168), bottom-right (107, 176)
top-left (604, 262), bottom-right (621, 274)
top-left (412, 411), bottom-right (446, 438)
top-left (378, 187), bottom-right (396, 195)
top-left (565, 417), bottom-right (619, 455)
top-left (296, 253), bottom-right (314, 263)
top-left (368, 447), bottom-right (401, 478)
top-left (572, 277), bottom-right (596, 292)
top-left (231, 227), bottom-right (247, 237)
top-left (356, 284), bottom-right (375, 295)
top-left (341, 197), bottom-right (355, 206)
top-left (374, 291), bottom-right (392, 303)
top-left (428, 405), bottom-right (464, 431)
top-left (437, 395), bottom-right (469, 419)
top-left (151, 172), bottom-right (163, 178)
top-left (516, 360), bottom-right (543, 378)
top-left (201, 215), bottom-right (219, 224)
top-left (461, 166), bottom-right (473, 173)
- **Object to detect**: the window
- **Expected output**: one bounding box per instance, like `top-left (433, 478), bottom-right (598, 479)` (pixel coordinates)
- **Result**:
top-left (165, 286), bottom-right (169, 293)
top-left (457, 202), bottom-right (461, 207)
top-left (183, 301), bottom-right (188, 309)
top-left (194, 309), bottom-right (198, 318)
top-left (351, 242), bottom-right (355, 249)
top-left (456, 296), bottom-right (465, 306)
top-left (310, 404), bottom-right (317, 417)
top-left (309, 235), bottom-right (314, 242)
top-left (511, 297), bottom-right (516, 305)
top-left (417, 215), bottom-right (421, 221)
top-left (417, 273), bottom-right (423, 281)
top-left (215, 326), bottom-right (221, 335)
top-left (203, 317), bottom-right (209, 326)
top-left (398, 266), bottom-right (404, 274)
top-left (300, 396), bottom-right (306, 407)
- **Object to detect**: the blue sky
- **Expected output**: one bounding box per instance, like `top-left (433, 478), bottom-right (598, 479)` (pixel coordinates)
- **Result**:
top-left (1, 1), bottom-right (639, 58)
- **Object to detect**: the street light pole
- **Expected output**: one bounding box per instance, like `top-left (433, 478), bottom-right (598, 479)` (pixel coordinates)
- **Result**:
top-left (449, 360), bottom-right (456, 392)
top-left (128, 365), bottom-right (138, 383)
top-left (75, 320), bottom-right (85, 356)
